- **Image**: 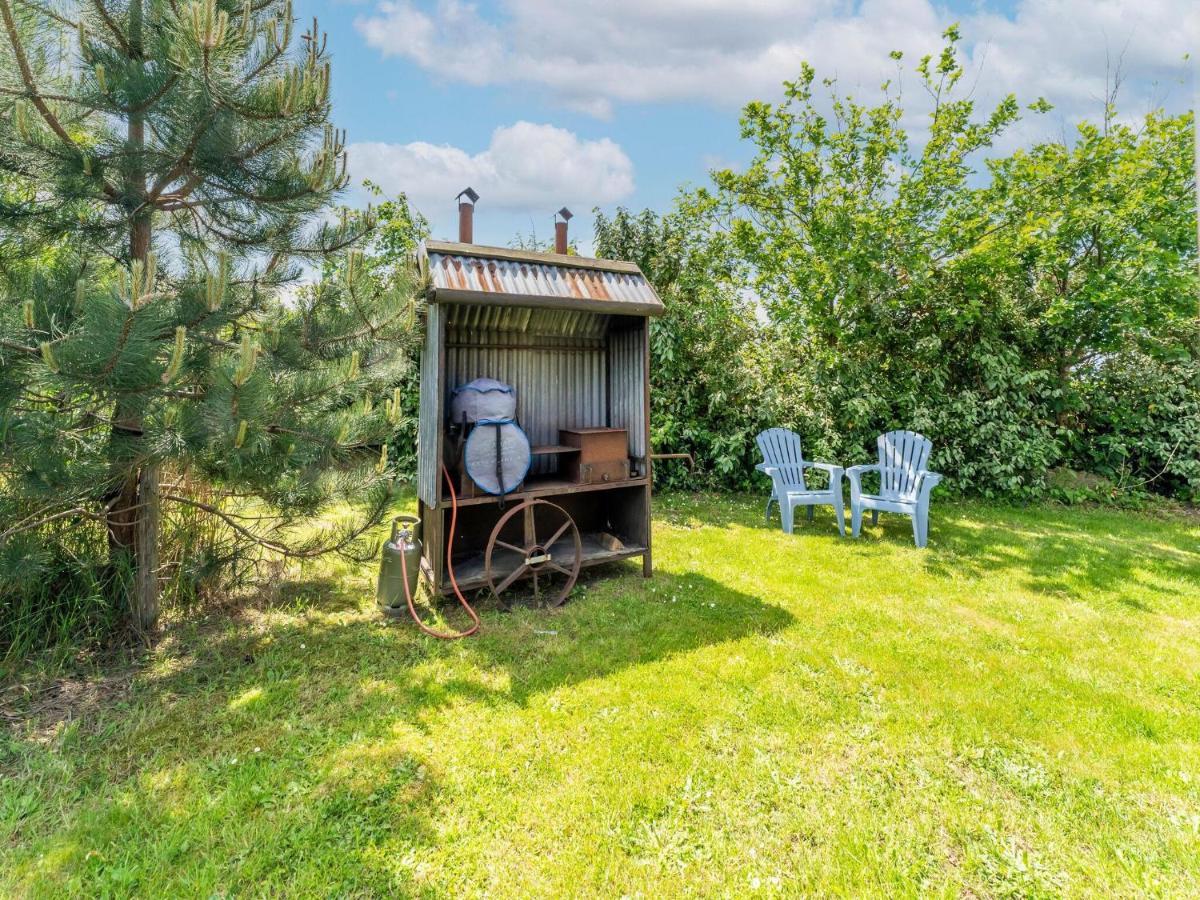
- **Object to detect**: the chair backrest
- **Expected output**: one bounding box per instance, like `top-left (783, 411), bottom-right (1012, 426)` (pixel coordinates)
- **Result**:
top-left (756, 428), bottom-right (807, 491)
top-left (877, 430), bottom-right (932, 500)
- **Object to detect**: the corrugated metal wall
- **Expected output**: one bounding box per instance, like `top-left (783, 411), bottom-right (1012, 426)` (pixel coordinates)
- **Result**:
top-left (607, 324), bottom-right (647, 468)
top-left (433, 306), bottom-right (646, 478)
top-left (445, 305), bottom-right (609, 339)
top-left (446, 340), bottom-right (608, 475)
top-left (417, 303), bottom-right (443, 508)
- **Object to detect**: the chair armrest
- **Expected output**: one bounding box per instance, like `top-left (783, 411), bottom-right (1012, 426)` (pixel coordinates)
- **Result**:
top-left (802, 460), bottom-right (843, 475)
top-left (755, 464), bottom-right (786, 498)
top-left (845, 464), bottom-right (879, 485)
top-left (916, 471), bottom-right (943, 497)
top-left (802, 460), bottom-right (843, 490)
top-left (845, 463), bottom-right (879, 501)
top-left (845, 464), bottom-right (880, 475)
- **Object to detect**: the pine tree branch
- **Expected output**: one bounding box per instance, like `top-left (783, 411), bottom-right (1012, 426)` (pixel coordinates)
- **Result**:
top-left (152, 38), bottom-right (296, 207)
top-left (238, 41), bottom-right (287, 88)
top-left (160, 197), bottom-right (212, 212)
top-left (157, 170), bottom-right (204, 204)
top-left (146, 44), bottom-right (298, 206)
top-left (227, 181), bottom-right (321, 205)
top-left (13, 0), bottom-right (75, 29)
top-left (0, 86), bottom-right (105, 110)
top-left (161, 492), bottom-right (378, 559)
top-left (99, 309), bottom-right (136, 376)
top-left (130, 73), bottom-right (178, 114)
top-left (194, 213), bottom-right (280, 247)
top-left (0, 0), bottom-right (119, 199)
top-left (227, 0), bottom-right (278, 21)
top-left (2, 0), bottom-right (78, 148)
top-left (0, 506), bottom-right (103, 544)
top-left (300, 303), bottom-right (413, 355)
top-left (89, 0), bottom-right (131, 55)
top-left (265, 423), bottom-right (348, 450)
top-left (146, 127), bottom-right (211, 203)
top-left (189, 332), bottom-right (239, 350)
top-left (231, 128), bottom-right (291, 165)
top-left (0, 338), bottom-right (39, 356)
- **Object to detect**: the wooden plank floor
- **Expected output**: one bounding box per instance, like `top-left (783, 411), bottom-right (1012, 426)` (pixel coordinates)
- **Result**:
top-left (443, 533), bottom-right (647, 592)
top-left (446, 475), bottom-right (649, 507)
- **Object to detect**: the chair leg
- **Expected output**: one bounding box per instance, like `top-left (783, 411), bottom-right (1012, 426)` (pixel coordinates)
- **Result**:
top-left (851, 504), bottom-right (862, 538)
top-left (781, 499), bottom-right (795, 535)
top-left (806, 505), bottom-right (815, 522)
top-left (765, 495), bottom-right (775, 523)
top-left (911, 513), bottom-right (923, 548)
top-left (832, 494), bottom-right (845, 537)
top-left (871, 510), bottom-right (879, 526)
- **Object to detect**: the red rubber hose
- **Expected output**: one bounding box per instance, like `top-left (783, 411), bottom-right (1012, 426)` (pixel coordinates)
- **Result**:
top-left (399, 463), bottom-right (481, 639)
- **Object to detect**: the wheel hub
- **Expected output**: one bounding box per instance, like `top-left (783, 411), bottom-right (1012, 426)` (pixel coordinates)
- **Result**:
top-left (484, 498), bottom-right (583, 608)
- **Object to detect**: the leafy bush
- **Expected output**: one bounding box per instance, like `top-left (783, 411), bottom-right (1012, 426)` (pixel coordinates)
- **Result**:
top-left (596, 29), bottom-right (1198, 501)
top-left (1071, 330), bottom-right (1200, 501)
top-left (593, 208), bottom-right (771, 490)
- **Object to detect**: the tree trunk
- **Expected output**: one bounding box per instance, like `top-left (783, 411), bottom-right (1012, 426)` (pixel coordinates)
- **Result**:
top-left (106, 385), bottom-right (159, 633)
top-left (132, 462), bottom-right (160, 630)
top-left (110, 0), bottom-right (160, 632)
top-left (107, 462), bottom-right (160, 632)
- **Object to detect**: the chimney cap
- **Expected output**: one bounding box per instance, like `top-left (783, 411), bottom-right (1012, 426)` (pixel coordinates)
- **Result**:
top-left (457, 186), bottom-right (480, 204)
top-left (556, 207), bottom-right (573, 221)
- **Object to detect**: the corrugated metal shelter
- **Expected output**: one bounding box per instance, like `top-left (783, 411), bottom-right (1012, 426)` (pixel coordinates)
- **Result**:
top-left (415, 237), bottom-right (664, 598)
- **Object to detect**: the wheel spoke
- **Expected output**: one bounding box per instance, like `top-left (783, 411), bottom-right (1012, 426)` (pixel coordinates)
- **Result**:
top-left (494, 564), bottom-right (528, 595)
top-left (543, 519), bottom-right (573, 550)
top-left (486, 499), bottom-right (581, 609)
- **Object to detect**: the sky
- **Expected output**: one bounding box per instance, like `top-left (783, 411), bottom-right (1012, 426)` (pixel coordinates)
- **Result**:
top-left (307, 0), bottom-right (1198, 252)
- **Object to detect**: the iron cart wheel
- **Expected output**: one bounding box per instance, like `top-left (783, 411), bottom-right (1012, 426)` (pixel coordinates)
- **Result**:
top-left (485, 499), bottom-right (582, 608)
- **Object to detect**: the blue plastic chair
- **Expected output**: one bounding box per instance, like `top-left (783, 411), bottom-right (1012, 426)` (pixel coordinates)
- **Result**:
top-left (755, 428), bottom-right (845, 536)
top-left (846, 430), bottom-right (943, 548)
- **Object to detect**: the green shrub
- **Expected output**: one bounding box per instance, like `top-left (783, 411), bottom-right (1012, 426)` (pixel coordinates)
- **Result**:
top-left (1071, 335), bottom-right (1200, 501)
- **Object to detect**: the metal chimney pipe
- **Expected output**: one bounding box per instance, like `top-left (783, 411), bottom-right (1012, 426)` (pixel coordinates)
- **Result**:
top-left (555, 207), bottom-right (573, 254)
top-left (457, 187), bottom-right (479, 243)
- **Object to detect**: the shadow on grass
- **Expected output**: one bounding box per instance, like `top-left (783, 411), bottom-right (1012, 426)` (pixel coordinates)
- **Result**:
top-left (471, 566), bottom-right (795, 703)
top-left (140, 564), bottom-right (794, 719)
top-left (657, 490), bottom-right (1200, 609)
top-left (268, 574), bottom-right (367, 614)
top-left (914, 507), bottom-right (1200, 606)
top-left (4, 563), bottom-right (792, 893)
top-left (14, 493), bottom-right (1195, 892)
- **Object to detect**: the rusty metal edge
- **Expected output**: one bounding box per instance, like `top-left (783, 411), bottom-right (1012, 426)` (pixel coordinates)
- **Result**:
top-left (423, 239), bottom-right (644, 275)
top-left (431, 286), bottom-right (665, 317)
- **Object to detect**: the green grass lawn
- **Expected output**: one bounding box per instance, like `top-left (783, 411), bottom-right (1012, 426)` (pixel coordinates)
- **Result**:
top-left (3, 495), bottom-right (1200, 897)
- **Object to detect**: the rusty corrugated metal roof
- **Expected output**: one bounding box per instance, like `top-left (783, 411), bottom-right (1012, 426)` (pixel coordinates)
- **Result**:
top-left (421, 240), bottom-right (664, 317)
top-left (445, 304), bottom-right (610, 339)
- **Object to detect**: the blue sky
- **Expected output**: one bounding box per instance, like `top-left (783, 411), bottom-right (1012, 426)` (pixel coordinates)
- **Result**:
top-left (307, 0), bottom-right (1196, 250)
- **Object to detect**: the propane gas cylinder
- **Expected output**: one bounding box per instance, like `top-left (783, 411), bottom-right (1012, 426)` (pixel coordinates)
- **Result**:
top-left (377, 515), bottom-right (422, 615)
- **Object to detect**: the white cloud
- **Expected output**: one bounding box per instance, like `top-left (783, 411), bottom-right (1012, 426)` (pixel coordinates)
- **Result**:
top-left (355, 0), bottom-right (1197, 125)
top-left (346, 121), bottom-right (635, 218)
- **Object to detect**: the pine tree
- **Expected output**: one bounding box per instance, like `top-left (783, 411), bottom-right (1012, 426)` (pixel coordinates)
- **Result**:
top-left (0, 0), bottom-right (415, 632)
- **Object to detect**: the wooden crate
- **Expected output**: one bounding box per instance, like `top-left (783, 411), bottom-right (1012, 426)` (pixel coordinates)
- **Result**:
top-left (560, 427), bottom-right (629, 484)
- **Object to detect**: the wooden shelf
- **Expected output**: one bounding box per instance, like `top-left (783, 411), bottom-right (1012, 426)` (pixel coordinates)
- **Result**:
top-left (530, 444), bottom-right (580, 456)
top-left (443, 533), bottom-right (648, 593)
top-left (444, 475), bottom-right (649, 507)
